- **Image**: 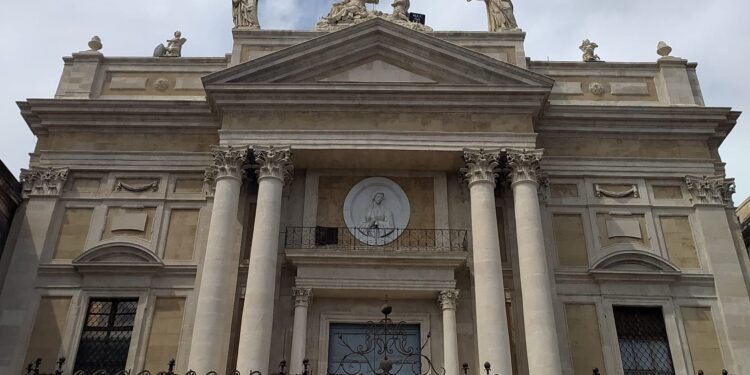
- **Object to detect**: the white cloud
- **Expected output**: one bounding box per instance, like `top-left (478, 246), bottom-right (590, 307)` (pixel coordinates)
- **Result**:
top-left (1, 0), bottom-right (748, 200)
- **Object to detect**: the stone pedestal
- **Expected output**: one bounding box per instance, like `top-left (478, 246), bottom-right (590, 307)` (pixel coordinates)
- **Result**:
top-left (188, 148), bottom-right (248, 373)
top-left (461, 149), bottom-right (513, 375)
top-left (507, 149), bottom-right (562, 375)
top-left (438, 290), bottom-right (460, 375)
top-left (290, 288), bottom-right (312, 374)
top-left (236, 146), bottom-right (293, 375)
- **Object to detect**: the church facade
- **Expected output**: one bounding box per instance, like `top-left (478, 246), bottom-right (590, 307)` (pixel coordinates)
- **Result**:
top-left (1, 4), bottom-right (749, 375)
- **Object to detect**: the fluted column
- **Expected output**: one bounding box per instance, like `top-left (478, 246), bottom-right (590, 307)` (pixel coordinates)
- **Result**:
top-left (438, 290), bottom-right (460, 375)
top-left (506, 149), bottom-right (562, 375)
top-left (189, 147), bottom-right (249, 373)
top-left (290, 288), bottom-right (313, 374)
top-left (461, 149), bottom-right (513, 375)
top-left (237, 146), bottom-right (294, 375)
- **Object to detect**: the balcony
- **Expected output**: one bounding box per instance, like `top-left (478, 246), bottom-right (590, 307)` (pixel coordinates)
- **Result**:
top-left (283, 227), bottom-right (469, 252)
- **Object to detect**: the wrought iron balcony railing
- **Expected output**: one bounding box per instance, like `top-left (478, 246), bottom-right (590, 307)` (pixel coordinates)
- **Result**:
top-left (284, 227), bottom-right (469, 252)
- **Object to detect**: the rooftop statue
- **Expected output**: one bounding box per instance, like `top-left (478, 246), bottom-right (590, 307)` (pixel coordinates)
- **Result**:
top-left (153, 31), bottom-right (186, 58)
top-left (580, 39), bottom-right (601, 62)
top-left (232, 0), bottom-right (260, 30)
top-left (315, 0), bottom-right (432, 32)
top-left (468, 0), bottom-right (519, 31)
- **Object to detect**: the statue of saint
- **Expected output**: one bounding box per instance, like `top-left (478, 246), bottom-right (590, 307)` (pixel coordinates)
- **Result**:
top-left (468, 0), bottom-right (518, 31)
top-left (323, 0), bottom-right (377, 24)
top-left (153, 31), bottom-right (186, 58)
top-left (232, 0), bottom-right (260, 29)
top-left (391, 0), bottom-right (410, 22)
top-left (580, 39), bottom-right (601, 62)
top-left (358, 192), bottom-right (395, 239)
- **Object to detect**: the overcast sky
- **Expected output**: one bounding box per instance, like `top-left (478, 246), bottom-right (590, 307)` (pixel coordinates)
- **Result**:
top-left (1, 0), bottom-right (748, 202)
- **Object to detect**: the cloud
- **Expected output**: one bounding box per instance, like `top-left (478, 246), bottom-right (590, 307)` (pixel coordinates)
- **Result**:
top-left (1, 0), bottom-right (748, 199)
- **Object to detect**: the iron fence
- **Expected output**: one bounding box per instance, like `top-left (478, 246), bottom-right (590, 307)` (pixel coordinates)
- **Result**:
top-left (284, 227), bottom-right (469, 252)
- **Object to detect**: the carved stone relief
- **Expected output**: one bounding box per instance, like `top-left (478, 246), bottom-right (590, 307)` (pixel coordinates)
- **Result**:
top-left (114, 179), bottom-right (160, 193)
top-left (343, 177), bottom-right (411, 245)
top-left (685, 175), bottom-right (735, 207)
top-left (594, 184), bottom-right (639, 199)
top-left (20, 167), bottom-right (70, 198)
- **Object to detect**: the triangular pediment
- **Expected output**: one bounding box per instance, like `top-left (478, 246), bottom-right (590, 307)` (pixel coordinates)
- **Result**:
top-left (205, 18), bottom-right (553, 88)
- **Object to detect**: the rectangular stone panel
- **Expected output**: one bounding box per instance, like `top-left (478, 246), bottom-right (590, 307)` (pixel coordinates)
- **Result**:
top-left (606, 218), bottom-right (643, 239)
top-left (173, 179), bottom-right (204, 193)
top-left (553, 214), bottom-right (589, 267)
top-left (144, 298), bottom-right (186, 371)
top-left (54, 208), bottom-right (93, 260)
top-left (661, 216), bottom-right (700, 269)
top-left (109, 76), bottom-right (148, 90)
top-left (682, 307), bottom-right (724, 373)
top-left (550, 184), bottom-right (579, 198)
top-left (653, 186), bottom-right (684, 200)
top-left (24, 297), bottom-right (72, 369)
top-left (597, 213), bottom-right (648, 247)
top-left (70, 178), bottom-right (101, 193)
top-left (551, 82), bottom-right (583, 95)
top-left (610, 82), bottom-right (650, 96)
top-left (164, 209), bottom-right (200, 261)
top-left (103, 207), bottom-right (156, 240)
top-left (565, 304), bottom-right (606, 375)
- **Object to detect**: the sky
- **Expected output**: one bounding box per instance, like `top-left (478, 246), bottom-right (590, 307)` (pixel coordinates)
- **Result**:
top-left (0, 0), bottom-right (748, 201)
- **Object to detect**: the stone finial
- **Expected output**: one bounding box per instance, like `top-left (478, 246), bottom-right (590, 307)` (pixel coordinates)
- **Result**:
top-left (580, 39), bottom-right (601, 62)
top-left (19, 167), bottom-right (70, 198)
top-left (506, 148), bottom-right (544, 185)
top-left (292, 287), bottom-right (313, 307)
top-left (685, 175), bottom-right (736, 207)
top-left (205, 146), bottom-right (250, 183)
top-left (252, 145), bottom-right (294, 183)
top-left (657, 41), bottom-right (673, 58)
top-left (87, 36), bottom-right (102, 52)
top-left (153, 31), bottom-right (186, 57)
top-left (438, 290), bottom-right (460, 310)
top-left (461, 148), bottom-right (502, 187)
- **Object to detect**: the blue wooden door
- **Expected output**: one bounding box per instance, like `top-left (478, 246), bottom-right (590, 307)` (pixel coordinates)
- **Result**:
top-left (328, 323), bottom-right (421, 375)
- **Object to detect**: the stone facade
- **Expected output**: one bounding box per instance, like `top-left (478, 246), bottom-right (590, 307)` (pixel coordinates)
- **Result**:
top-left (739, 198), bottom-right (750, 254)
top-left (0, 14), bottom-right (749, 375)
top-left (0, 161), bottom-right (21, 286)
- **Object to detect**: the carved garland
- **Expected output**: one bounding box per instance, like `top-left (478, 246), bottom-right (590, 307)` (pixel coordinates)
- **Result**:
top-left (114, 180), bottom-right (160, 193)
top-left (461, 148), bottom-right (502, 187)
top-left (594, 184), bottom-right (640, 199)
top-left (19, 167), bottom-right (70, 197)
top-left (685, 175), bottom-right (736, 207)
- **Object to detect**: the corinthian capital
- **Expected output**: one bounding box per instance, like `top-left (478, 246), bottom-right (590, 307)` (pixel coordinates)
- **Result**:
top-left (292, 287), bottom-right (313, 307)
top-left (19, 167), bottom-right (69, 198)
top-left (461, 148), bottom-right (502, 187)
top-left (438, 289), bottom-right (460, 310)
top-left (685, 175), bottom-right (736, 207)
top-left (506, 149), bottom-right (544, 186)
top-left (205, 146), bottom-right (249, 184)
top-left (253, 145), bottom-right (294, 183)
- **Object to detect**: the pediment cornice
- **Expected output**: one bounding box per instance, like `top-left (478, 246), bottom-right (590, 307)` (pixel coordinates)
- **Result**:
top-left (204, 19), bottom-right (552, 114)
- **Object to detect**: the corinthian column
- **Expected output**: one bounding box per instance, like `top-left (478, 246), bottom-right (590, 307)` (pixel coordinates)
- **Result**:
top-left (461, 149), bottom-right (513, 375)
top-left (237, 146), bottom-right (294, 375)
top-left (188, 147), bottom-right (249, 373)
top-left (506, 149), bottom-right (562, 375)
top-left (438, 290), bottom-right (460, 375)
top-left (290, 288), bottom-right (313, 375)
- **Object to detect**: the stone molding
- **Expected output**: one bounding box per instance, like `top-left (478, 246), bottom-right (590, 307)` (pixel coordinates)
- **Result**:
top-left (685, 175), bottom-right (736, 207)
top-left (292, 287), bottom-right (313, 307)
top-left (252, 145), bottom-right (294, 183)
top-left (438, 289), bottom-right (460, 310)
top-left (19, 167), bottom-right (69, 198)
top-left (506, 148), bottom-right (544, 186)
top-left (461, 148), bottom-right (502, 187)
top-left (204, 146), bottom-right (250, 189)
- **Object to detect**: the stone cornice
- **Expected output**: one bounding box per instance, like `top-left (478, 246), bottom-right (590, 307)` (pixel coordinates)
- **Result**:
top-left (506, 148), bottom-right (544, 186)
top-left (438, 289), bottom-right (460, 310)
top-left (252, 145), bottom-right (293, 183)
top-left (17, 99), bottom-right (218, 136)
top-left (19, 167), bottom-right (69, 198)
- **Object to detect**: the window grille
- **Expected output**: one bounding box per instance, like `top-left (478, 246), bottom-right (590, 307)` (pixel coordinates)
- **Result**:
top-left (73, 298), bottom-right (138, 374)
top-left (613, 306), bottom-right (675, 375)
